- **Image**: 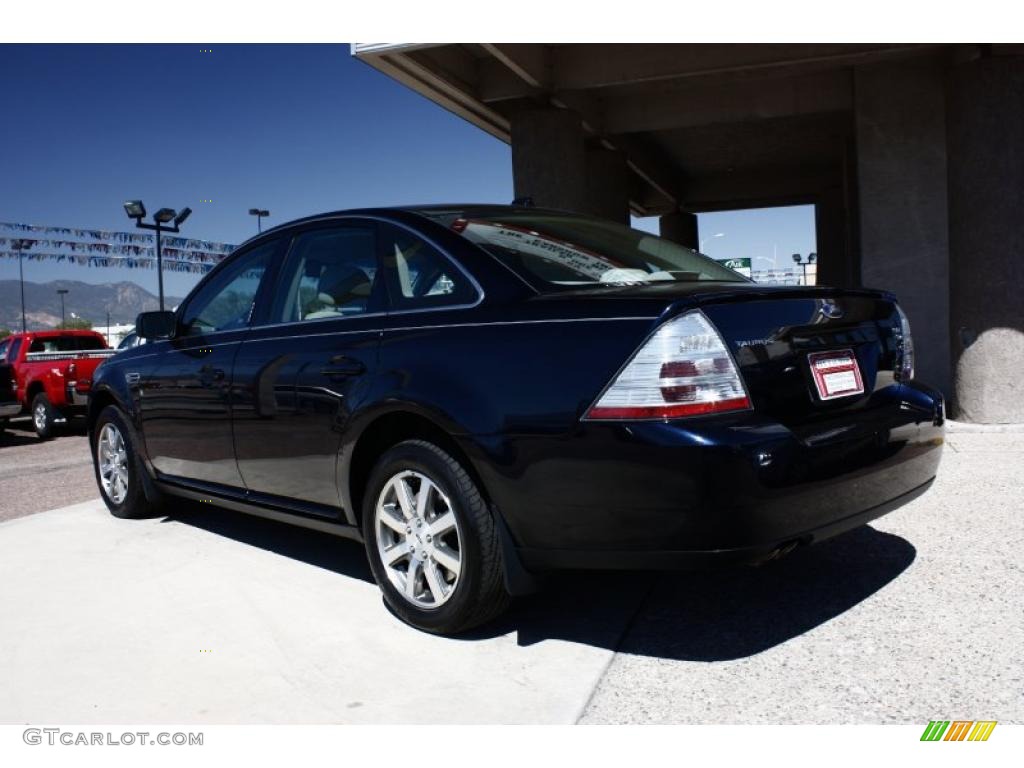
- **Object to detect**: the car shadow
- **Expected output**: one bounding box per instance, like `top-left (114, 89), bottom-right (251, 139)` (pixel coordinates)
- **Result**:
top-left (164, 500), bottom-right (915, 661)
top-left (163, 500), bottom-right (374, 584)
top-left (477, 525), bottom-right (916, 661)
top-left (0, 430), bottom-right (40, 447)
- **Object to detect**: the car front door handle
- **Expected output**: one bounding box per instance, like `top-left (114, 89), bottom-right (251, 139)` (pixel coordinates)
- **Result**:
top-left (199, 364), bottom-right (226, 384)
top-left (320, 355), bottom-right (366, 378)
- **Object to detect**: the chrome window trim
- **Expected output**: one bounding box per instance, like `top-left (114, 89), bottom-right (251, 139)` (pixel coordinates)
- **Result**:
top-left (227, 316), bottom-right (657, 346)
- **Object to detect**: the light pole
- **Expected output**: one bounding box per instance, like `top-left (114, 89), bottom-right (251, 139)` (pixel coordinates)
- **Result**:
top-left (249, 208), bottom-right (270, 233)
top-left (699, 232), bottom-right (725, 252)
top-left (11, 238), bottom-right (33, 333)
top-left (123, 201), bottom-right (192, 311)
top-left (792, 252), bottom-right (818, 285)
top-left (57, 289), bottom-right (69, 326)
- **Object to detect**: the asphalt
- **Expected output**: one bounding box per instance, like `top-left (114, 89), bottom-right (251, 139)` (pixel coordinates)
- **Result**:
top-left (0, 418), bottom-right (95, 522)
top-left (0, 425), bottom-right (1021, 724)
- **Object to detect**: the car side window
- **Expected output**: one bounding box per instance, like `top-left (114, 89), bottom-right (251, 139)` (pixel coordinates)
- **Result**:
top-left (268, 226), bottom-right (380, 324)
top-left (0, 340), bottom-right (8, 361)
top-left (179, 241), bottom-right (276, 336)
top-left (8, 338), bottom-right (22, 361)
top-left (380, 224), bottom-right (477, 311)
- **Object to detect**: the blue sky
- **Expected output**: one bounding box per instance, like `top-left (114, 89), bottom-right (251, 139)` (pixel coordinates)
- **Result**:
top-left (0, 44), bottom-right (814, 298)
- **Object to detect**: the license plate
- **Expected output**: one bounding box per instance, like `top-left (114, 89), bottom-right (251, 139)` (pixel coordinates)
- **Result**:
top-left (808, 349), bottom-right (865, 401)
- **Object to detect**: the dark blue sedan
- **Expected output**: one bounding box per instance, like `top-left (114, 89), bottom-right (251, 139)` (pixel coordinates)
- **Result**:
top-left (88, 205), bottom-right (944, 633)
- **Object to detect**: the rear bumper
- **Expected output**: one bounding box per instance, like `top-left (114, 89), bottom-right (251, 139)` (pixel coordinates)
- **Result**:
top-left (469, 382), bottom-right (944, 569)
top-left (65, 383), bottom-right (89, 408)
top-left (519, 477), bottom-right (934, 570)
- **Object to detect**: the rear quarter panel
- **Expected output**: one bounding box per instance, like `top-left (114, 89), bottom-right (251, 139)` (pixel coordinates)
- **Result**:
top-left (352, 308), bottom-right (659, 542)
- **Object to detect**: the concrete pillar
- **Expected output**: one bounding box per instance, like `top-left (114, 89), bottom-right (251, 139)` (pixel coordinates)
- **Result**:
top-left (659, 211), bottom-right (699, 250)
top-left (585, 148), bottom-right (630, 225)
top-left (947, 55), bottom-right (1024, 423)
top-left (510, 107), bottom-right (588, 214)
top-left (854, 59), bottom-right (951, 397)
top-left (814, 186), bottom-right (853, 288)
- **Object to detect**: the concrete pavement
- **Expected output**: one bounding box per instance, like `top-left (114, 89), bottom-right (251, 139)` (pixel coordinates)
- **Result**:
top-left (0, 499), bottom-right (645, 724)
top-left (0, 431), bottom-right (1021, 724)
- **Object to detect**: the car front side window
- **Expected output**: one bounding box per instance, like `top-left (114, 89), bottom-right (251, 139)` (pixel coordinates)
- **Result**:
top-left (179, 241), bottom-right (277, 336)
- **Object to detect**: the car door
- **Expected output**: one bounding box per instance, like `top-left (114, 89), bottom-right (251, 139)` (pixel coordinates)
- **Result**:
top-left (232, 221), bottom-right (386, 517)
top-left (139, 239), bottom-right (281, 488)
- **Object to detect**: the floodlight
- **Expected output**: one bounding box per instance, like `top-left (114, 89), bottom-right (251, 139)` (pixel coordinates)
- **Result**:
top-left (124, 200), bottom-right (146, 219)
top-left (174, 207), bottom-right (192, 227)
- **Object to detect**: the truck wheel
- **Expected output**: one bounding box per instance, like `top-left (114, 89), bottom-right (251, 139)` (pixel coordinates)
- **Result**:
top-left (31, 393), bottom-right (57, 440)
top-left (363, 439), bottom-right (511, 634)
top-left (92, 405), bottom-right (160, 519)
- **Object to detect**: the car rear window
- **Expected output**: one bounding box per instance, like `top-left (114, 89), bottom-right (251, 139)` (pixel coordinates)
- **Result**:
top-left (28, 335), bottom-right (106, 353)
top-left (416, 209), bottom-right (747, 292)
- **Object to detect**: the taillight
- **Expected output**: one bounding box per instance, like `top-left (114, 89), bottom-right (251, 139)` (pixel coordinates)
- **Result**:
top-left (584, 310), bottom-right (751, 420)
top-left (895, 305), bottom-right (914, 381)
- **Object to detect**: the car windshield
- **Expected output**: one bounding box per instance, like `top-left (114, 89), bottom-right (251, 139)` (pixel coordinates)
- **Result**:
top-left (416, 209), bottom-right (748, 291)
top-left (29, 335), bottom-right (105, 353)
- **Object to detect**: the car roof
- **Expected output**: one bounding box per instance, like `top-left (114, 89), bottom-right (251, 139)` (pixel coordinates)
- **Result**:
top-left (249, 203), bottom-right (586, 242)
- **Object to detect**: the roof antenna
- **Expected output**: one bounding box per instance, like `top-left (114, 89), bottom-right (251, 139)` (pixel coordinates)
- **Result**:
top-left (511, 196), bottom-right (534, 207)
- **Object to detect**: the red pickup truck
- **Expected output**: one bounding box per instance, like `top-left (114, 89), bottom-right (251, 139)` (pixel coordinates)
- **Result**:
top-left (0, 330), bottom-right (116, 439)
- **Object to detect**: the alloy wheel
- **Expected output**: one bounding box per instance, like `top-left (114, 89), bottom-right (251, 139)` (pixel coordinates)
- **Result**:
top-left (374, 470), bottom-right (462, 608)
top-left (33, 403), bottom-right (47, 432)
top-left (97, 423), bottom-right (129, 505)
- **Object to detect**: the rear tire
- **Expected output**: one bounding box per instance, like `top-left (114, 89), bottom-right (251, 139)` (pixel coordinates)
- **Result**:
top-left (31, 393), bottom-right (57, 440)
top-left (363, 439), bottom-right (510, 634)
top-left (92, 405), bottom-right (160, 519)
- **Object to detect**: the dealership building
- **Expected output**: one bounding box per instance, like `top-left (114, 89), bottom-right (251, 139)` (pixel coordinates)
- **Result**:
top-left (353, 44), bottom-right (1023, 423)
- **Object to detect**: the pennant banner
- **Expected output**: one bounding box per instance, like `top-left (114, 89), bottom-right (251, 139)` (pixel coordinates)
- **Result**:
top-left (0, 221), bottom-right (235, 274)
top-left (0, 250), bottom-right (216, 274)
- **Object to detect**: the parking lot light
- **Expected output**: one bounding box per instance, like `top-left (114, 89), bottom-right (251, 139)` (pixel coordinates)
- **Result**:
top-left (121, 199), bottom-right (192, 311)
top-left (248, 208), bottom-right (270, 233)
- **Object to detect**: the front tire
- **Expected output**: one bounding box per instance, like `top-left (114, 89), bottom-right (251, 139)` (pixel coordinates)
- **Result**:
top-left (31, 393), bottom-right (57, 439)
top-left (363, 440), bottom-right (510, 634)
top-left (92, 405), bottom-right (159, 519)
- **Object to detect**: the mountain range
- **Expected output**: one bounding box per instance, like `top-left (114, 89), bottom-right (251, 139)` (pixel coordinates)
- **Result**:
top-left (0, 280), bottom-right (184, 331)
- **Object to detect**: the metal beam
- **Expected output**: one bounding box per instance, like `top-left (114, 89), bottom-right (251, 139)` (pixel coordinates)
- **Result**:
top-left (603, 70), bottom-right (853, 134)
top-left (549, 44), bottom-right (934, 91)
top-left (678, 166), bottom-right (836, 212)
top-left (355, 48), bottom-right (510, 141)
top-left (479, 44), bottom-right (550, 89)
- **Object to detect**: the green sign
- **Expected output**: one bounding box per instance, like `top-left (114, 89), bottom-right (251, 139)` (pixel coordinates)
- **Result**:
top-left (716, 258), bottom-right (752, 277)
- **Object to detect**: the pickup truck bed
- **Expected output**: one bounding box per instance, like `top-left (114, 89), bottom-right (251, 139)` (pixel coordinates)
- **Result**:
top-left (1, 330), bottom-right (115, 439)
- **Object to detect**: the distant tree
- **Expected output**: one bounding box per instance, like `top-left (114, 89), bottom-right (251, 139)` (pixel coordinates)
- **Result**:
top-left (56, 318), bottom-right (93, 330)
top-left (0, 328), bottom-right (11, 340)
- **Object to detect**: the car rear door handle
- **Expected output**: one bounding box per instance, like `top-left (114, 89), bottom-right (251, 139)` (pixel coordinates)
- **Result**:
top-left (320, 355), bottom-right (365, 378)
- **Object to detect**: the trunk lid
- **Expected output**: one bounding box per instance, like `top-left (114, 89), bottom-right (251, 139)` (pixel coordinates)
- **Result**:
top-left (696, 291), bottom-right (903, 427)
top-left (538, 282), bottom-right (905, 428)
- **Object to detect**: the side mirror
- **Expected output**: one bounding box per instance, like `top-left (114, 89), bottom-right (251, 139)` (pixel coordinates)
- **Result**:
top-left (136, 311), bottom-right (176, 340)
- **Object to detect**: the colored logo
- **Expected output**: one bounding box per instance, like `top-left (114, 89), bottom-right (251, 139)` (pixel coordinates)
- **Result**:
top-left (920, 720), bottom-right (997, 741)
